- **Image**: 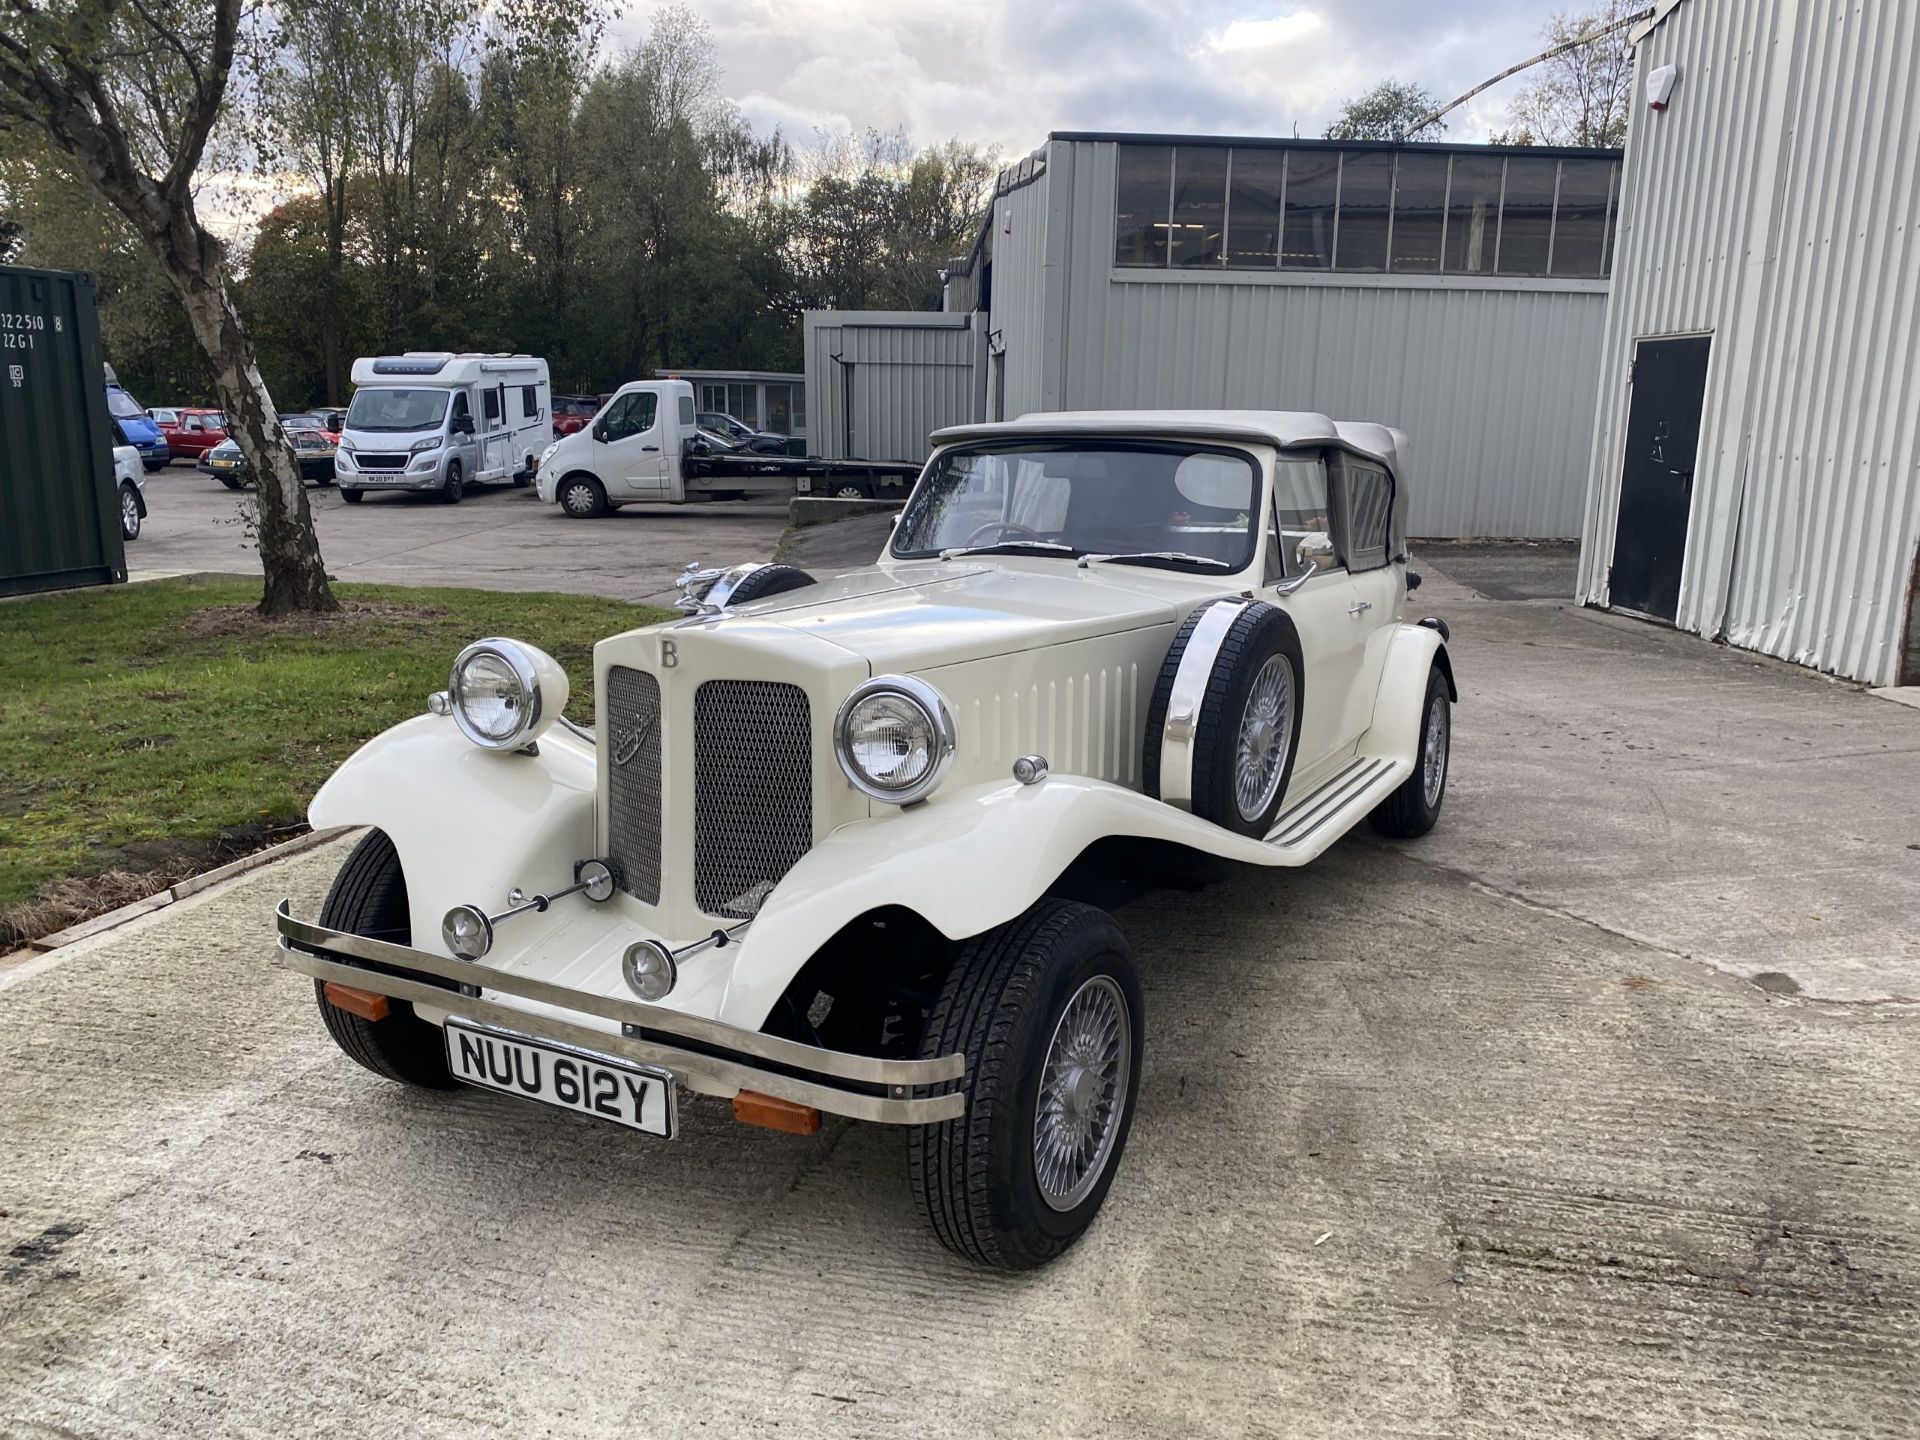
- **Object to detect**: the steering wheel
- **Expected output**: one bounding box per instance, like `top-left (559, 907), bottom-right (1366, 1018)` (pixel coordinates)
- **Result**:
top-left (963, 521), bottom-right (1046, 547)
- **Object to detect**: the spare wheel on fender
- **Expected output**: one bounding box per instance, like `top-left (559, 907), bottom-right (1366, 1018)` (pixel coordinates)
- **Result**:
top-left (1143, 599), bottom-right (1305, 838)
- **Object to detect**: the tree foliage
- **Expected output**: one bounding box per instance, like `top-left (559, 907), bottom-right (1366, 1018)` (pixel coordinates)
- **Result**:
top-left (1325, 80), bottom-right (1446, 143)
top-left (1497, 1), bottom-right (1638, 148)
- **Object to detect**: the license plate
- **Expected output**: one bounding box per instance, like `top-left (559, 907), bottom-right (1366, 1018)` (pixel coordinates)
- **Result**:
top-left (445, 1021), bottom-right (675, 1137)
top-left (212, 459), bottom-right (235, 468)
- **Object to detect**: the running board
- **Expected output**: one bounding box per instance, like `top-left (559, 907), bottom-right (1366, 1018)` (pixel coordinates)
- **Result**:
top-left (1264, 754), bottom-right (1408, 856)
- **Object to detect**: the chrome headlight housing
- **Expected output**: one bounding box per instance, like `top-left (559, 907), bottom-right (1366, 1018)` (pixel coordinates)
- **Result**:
top-left (447, 639), bottom-right (570, 750)
top-left (834, 675), bottom-right (956, 805)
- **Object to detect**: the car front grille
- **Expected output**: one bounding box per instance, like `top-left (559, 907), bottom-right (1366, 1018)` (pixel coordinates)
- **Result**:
top-left (692, 680), bottom-right (813, 919)
top-left (604, 666), bottom-right (663, 904)
top-left (355, 453), bottom-right (407, 470)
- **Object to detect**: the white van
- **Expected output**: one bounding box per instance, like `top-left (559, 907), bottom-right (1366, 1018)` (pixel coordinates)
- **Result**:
top-left (336, 353), bottom-right (550, 504)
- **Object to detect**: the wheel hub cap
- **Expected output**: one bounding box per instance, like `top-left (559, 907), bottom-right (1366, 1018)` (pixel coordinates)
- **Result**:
top-left (1233, 654), bottom-right (1294, 822)
top-left (1422, 696), bottom-right (1449, 807)
top-left (1033, 975), bottom-right (1131, 1212)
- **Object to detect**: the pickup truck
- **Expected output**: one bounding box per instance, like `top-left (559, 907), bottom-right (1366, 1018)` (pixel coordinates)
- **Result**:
top-left (535, 379), bottom-right (916, 517)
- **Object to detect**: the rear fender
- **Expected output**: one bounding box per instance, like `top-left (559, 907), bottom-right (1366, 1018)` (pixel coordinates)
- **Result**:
top-left (307, 714), bottom-right (596, 947)
top-left (1363, 623), bottom-right (1451, 763)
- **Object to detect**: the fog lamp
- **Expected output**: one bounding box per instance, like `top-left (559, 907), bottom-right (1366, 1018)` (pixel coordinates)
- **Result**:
top-left (622, 938), bottom-right (677, 1002)
top-left (442, 904), bottom-right (493, 961)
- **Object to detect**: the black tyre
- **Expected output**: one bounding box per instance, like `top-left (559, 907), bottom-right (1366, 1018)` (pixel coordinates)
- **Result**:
top-left (119, 483), bottom-right (142, 541)
top-left (218, 472), bottom-right (242, 491)
top-left (439, 461), bottom-right (464, 504)
top-left (1143, 600), bottom-right (1305, 838)
top-left (1369, 665), bottom-right (1451, 839)
top-left (513, 456), bottom-right (534, 487)
top-left (312, 830), bottom-right (456, 1089)
top-left (340, 487), bottom-right (365, 504)
top-left (725, 564), bottom-right (816, 605)
top-left (558, 472), bottom-right (608, 518)
top-left (909, 898), bottom-right (1143, 1270)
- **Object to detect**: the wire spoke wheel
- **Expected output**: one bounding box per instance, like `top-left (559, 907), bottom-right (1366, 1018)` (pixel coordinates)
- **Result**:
top-left (1422, 694), bottom-right (1450, 808)
top-left (1033, 975), bottom-right (1132, 1213)
top-left (1233, 654), bottom-right (1294, 822)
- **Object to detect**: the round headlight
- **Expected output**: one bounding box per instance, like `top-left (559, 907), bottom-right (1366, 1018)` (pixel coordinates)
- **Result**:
top-left (447, 638), bottom-right (569, 751)
top-left (834, 676), bottom-right (956, 805)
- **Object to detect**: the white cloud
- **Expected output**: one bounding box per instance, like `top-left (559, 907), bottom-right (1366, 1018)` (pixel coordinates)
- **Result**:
top-left (610, 1), bottom-right (1563, 155)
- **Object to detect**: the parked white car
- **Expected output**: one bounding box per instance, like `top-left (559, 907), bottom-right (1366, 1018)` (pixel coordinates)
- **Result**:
top-left (113, 443), bottom-right (145, 541)
top-left (276, 410), bottom-right (1456, 1268)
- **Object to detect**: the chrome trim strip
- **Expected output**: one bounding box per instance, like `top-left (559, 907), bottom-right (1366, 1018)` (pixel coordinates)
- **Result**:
top-left (277, 901), bottom-right (965, 1088)
top-left (296, 947), bottom-right (962, 1124)
top-left (1269, 757), bottom-right (1393, 846)
top-left (1158, 600), bottom-right (1249, 811)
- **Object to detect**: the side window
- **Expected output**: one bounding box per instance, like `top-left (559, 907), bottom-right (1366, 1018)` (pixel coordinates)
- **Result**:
top-left (451, 392), bottom-right (471, 423)
top-left (1334, 456), bottom-right (1394, 572)
top-left (678, 395), bottom-right (695, 428)
top-left (601, 392), bottom-right (658, 443)
top-left (521, 385), bottom-right (539, 418)
top-left (1268, 455), bottom-right (1334, 580)
top-left (483, 386), bottom-right (503, 423)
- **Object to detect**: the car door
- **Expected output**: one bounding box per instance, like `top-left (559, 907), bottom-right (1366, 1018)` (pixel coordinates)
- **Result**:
top-left (1257, 451), bottom-right (1371, 777)
top-left (1329, 455), bottom-right (1404, 745)
top-left (595, 390), bottom-right (668, 498)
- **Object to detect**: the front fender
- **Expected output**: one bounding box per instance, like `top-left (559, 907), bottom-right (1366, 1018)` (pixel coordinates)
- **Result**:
top-left (308, 714), bottom-right (596, 948)
top-left (716, 775), bottom-right (1285, 1029)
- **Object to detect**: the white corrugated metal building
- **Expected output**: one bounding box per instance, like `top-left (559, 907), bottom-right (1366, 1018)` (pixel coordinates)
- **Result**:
top-left (1578, 0), bottom-right (1920, 686)
top-left (807, 133), bottom-right (1625, 538)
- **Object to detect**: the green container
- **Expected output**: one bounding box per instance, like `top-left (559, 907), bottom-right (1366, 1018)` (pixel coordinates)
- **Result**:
top-left (0, 264), bottom-right (125, 597)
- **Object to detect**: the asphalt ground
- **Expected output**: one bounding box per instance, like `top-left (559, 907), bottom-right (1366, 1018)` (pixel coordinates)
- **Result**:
top-left (6, 542), bottom-right (1918, 1438)
top-left (127, 461), bottom-right (792, 606)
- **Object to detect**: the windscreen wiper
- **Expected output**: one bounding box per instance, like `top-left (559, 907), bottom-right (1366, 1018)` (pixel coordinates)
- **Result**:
top-left (1077, 551), bottom-right (1234, 571)
top-left (938, 540), bottom-right (1081, 560)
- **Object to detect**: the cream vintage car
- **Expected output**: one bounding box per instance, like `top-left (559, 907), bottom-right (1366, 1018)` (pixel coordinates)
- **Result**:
top-left (274, 410), bottom-right (1456, 1269)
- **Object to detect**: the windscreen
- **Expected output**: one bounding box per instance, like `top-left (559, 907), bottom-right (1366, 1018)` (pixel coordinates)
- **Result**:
top-left (106, 388), bottom-right (146, 420)
top-left (890, 441), bottom-right (1261, 572)
top-left (345, 388), bottom-right (450, 432)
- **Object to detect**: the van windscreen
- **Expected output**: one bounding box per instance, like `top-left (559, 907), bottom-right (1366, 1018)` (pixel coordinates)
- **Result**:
top-left (346, 388), bottom-right (450, 432)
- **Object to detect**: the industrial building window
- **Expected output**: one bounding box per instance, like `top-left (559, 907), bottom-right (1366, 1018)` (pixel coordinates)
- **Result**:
top-left (1114, 144), bottom-right (1174, 266)
top-left (1497, 156), bottom-right (1558, 275)
top-left (1389, 153), bottom-right (1450, 273)
top-left (1281, 152), bottom-right (1339, 269)
top-left (1170, 147), bottom-right (1228, 267)
top-left (1113, 142), bottom-right (1619, 280)
top-left (1226, 149), bottom-right (1285, 266)
top-left (1550, 157), bottom-right (1614, 277)
top-left (1334, 151), bottom-right (1392, 271)
top-left (765, 383), bottom-right (793, 435)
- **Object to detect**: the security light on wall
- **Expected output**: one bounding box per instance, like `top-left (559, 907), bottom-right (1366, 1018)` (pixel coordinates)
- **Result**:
top-left (1647, 63), bottom-right (1680, 111)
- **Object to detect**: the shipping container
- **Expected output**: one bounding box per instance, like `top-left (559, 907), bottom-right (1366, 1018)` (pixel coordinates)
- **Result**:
top-left (0, 264), bottom-right (126, 597)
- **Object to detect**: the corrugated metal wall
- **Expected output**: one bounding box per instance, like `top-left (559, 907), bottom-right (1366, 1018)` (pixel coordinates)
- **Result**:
top-left (992, 139), bottom-right (1613, 538)
top-left (802, 312), bottom-right (980, 461)
top-left (1579, 0), bottom-right (1920, 686)
top-left (0, 264), bottom-right (124, 597)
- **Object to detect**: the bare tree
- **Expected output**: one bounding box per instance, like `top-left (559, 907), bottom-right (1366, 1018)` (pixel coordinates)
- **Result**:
top-left (1505, 1), bottom-right (1641, 147)
top-left (0, 0), bottom-right (336, 614)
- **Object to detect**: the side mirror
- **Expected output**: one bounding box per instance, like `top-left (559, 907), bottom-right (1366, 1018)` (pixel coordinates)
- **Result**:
top-left (591, 422), bottom-right (609, 443)
top-left (450, 415), bottom-right (475, 436)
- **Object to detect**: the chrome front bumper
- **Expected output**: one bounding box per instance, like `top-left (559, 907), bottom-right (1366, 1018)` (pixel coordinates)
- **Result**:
top-left (274, 902), bottom-right (965, 1124)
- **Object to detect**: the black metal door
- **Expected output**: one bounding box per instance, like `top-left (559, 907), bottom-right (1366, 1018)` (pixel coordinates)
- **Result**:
top-left (1610, 335), bottom-right (1711, 621)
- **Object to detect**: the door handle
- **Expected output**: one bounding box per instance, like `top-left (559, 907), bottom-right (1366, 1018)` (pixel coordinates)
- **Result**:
top-left (1348, 601), bottom-right (1372, 616)
top-left (642, 445), bottom-right (660, 453)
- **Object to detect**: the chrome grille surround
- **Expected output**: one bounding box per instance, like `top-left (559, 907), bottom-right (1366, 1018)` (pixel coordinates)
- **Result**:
top-left (604, 665), bottom-right (664, 904)
top-left (693, 680), bottom-right (813, 919)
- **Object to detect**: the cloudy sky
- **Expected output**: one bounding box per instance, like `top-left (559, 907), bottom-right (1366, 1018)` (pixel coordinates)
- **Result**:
top-left (611, 0), bottom-right (1567, 157)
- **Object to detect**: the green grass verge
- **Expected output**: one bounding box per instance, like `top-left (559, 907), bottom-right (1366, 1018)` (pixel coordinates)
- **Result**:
top-left (0, 576), bottom-right (669, 933)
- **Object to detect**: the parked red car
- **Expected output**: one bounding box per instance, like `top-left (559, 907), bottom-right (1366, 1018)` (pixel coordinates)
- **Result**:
top-left (551, 394), bottom-right (600, 437)
top-left (155, 407), bottom-right (229, 459)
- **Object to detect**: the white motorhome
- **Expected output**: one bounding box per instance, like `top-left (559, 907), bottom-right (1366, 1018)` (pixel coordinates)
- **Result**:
top-left (336, 353), bottom-right (550, 504)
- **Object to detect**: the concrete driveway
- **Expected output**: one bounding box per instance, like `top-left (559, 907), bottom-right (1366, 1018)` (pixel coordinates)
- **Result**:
top-left (4, 556), bottom-right (1918, 1438)
top-left (129, 463), bottom-right (790, 604)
